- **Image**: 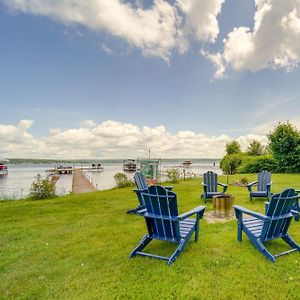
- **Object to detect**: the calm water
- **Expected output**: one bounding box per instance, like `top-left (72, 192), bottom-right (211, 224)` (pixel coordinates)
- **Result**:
top-left (0, 159), bottom-right (221, 199)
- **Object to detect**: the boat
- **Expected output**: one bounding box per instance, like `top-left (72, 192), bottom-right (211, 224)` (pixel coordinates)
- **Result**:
top-left (55, 165), bottom-right (73, 174)
top-left (90, 163), bottom-right (104, 171)
top-left (123, 159), bottom-right (137, 172)
top-left (0, 161), bottom-right (8, 176)
top-left (182, 160), bottom-right (192, 167)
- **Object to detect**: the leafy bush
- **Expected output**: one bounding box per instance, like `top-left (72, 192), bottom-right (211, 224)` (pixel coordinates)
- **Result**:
top-left (268, 122), bottom-right (300, 173)
top-left (220, 154), bottom-right (244, 174)
top-left (165, 168), bottom-right (180, 183)
top-left (28, 174), bottom-right (56, 200)
top-left (238, 155), bottom-right (279, 174)
top-left (239, 177), bottom-right (248, 185)
top-left (114, 173), bottom-right (133, 188)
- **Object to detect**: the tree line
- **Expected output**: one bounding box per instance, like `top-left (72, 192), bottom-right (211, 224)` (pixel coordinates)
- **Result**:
top-left (220, 122), bottom-right (300, 174)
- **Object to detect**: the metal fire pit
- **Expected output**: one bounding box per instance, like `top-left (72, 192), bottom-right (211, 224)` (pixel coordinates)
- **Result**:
top-left (213, 194), bottom-right (234, 218)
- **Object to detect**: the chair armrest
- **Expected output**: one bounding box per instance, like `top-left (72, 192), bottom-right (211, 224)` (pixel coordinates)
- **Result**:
top-left (136, 208), bottom-right (147, 215)
top-left (264, 201), bottom-right (270, 214)
top-left (177, 205), bottom-right (206, 221)
top-left (247, 181), bottom-right (257, 192)
top-left (233, 205), bottom-right (268, 220)
top-left (291, 210), bottom-right (299, 216)
top-left (164, 186), bottom-right (173, 190)
top-left (202, 183), bottom-right (207, 187)
top-left (218, 182), bottom-right (228, 193)
top-left (266, 182), bottom-right (272, 194)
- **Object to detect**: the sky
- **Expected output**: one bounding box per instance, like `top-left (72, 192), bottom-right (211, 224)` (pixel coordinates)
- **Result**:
top-left (0, 0), bottom-right (300, 159)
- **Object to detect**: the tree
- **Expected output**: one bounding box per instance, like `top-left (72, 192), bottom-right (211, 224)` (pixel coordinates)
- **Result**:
top-left (268, 122), bottom-right (300, 173)
top-left (225, 141), bottom-right (241, 155)
top-left (220, 153), bottom-right (244, 174)
top-left (247, 140), bottom-right (264, 156)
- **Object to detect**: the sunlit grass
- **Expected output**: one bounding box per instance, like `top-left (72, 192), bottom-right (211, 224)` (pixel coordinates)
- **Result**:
top-left (0, 174), bottom-right (299, 299)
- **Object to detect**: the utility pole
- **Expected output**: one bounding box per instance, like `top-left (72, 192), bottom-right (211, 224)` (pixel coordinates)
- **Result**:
top-left (149, 149), bottom-right (151, 159)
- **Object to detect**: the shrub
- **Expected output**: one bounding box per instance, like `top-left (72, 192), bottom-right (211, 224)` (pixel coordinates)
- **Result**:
top-left (220, 154), bottom-right (244, 174)
top-left (239, 177), bottom-right (248, 185)
top-left (165, 168), bottom-right (180, 183)
top-left (238, 155), bottom-right (279, 174)
top-left (114, 172), bottom-right (133, 188)
top-left (28, 174), bottom-right (56, 200)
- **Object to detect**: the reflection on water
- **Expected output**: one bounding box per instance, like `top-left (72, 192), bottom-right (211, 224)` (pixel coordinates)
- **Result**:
top-left (0, 159), bottom-right (220, 199)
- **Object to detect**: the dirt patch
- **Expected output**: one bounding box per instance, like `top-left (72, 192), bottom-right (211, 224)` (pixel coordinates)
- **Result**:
top-left (204, 211), bottom-right (235, 224)
top-left (230, 182), bottom-right (248, 187)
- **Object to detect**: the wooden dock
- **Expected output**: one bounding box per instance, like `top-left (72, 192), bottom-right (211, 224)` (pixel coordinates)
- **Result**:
top-left (46, 166), bottom-right (103, 174)
top-left (72, 169), bottom-right (96, 194)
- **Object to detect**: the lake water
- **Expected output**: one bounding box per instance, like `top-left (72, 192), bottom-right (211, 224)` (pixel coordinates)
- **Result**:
top-left (0, 159), bottom-right (221, 199)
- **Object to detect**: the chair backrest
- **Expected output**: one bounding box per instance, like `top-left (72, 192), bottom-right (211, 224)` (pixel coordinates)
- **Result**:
top-left (134, 172), bottom-right (148, 190)
top-left (141, 186), bottom-right (180, 242)
top-left (257, 170), bottom-right (271, 191)
top-left (203, 171), bottom-right (218, 192)
top-left (261, 188), bottom-right (298, 241)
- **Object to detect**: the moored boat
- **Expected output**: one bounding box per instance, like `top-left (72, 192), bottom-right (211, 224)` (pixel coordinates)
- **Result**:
top-left (123, 159), bottom-right (137, 172)
top-left (182, 160), bottom-right (192, 167)
top-left (0, 161), bottom-right (8, 176)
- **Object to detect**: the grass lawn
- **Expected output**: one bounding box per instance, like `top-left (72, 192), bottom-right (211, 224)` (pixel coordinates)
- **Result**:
top-left (0, 174), bottom-right (300, 299)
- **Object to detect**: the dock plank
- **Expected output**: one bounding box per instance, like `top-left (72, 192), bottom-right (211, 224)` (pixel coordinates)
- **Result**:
top-left (72, 169), bottom-right (96, 194)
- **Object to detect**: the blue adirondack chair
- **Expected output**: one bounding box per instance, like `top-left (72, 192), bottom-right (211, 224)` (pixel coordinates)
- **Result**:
top-left (201, 171), bottom-right (227, 203)
top-left (247, 170), bottom-right (272, 201)
top-left (130, 185), bottom-right (206, 265)
top-left (293, 189), bottom-right (300, 221)
top-left (127, 172), bottom-right (172, 215)
top-left (233, 188), bottom-right (300, 262)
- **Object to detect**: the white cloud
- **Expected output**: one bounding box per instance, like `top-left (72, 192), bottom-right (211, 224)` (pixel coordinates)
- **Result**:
top-left (80, 119), bottom-right (97, 127)
top-left (205, 0), bottom-right (300, 78)
top-left (0, 119), bottom-right (281, 159)
top-left (236, 134), bottom-right (268, 150)
top-left (177, 0), bottom-right (225, 52)
top-left (101, 43), bottom-right (113, 55)
top-left (2, 0), bottom-right (225, 61)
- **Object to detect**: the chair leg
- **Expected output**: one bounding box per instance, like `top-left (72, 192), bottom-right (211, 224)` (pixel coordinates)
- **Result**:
top-left (167, 239), bottom-right (188, 266)
top-left (282, 234), bottom-right (300, 251)
top-left (237, 220), bottom-right (242, 242)
top-left (252, 239), bottom-right (275, 262)
top-left (130, 234), bottom-right (152, 258)
top-left (195, 219), bottom-right (200, 242)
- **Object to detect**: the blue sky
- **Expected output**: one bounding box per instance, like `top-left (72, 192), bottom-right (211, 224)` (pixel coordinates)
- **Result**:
top-left (0, 0), bottom-right (299, 158)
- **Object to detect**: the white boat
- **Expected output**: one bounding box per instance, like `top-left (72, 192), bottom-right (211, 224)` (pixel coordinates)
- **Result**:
top-left (182, 160), bottom-right (192, 167)
top-left (123, 159), bottom-right (137, 172)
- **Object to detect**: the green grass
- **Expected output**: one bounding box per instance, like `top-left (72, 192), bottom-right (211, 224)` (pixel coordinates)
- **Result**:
top-left (0, 174), bottom-right (300, 299)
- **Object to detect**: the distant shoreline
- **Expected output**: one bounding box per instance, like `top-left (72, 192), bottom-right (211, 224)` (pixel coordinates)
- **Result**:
top-left (6, 158), bottom-right (221, 165)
